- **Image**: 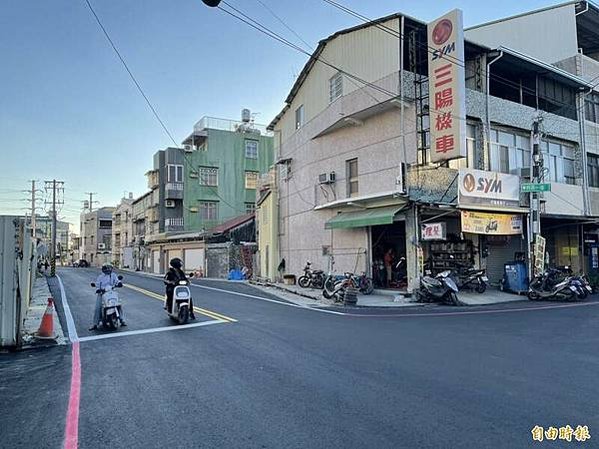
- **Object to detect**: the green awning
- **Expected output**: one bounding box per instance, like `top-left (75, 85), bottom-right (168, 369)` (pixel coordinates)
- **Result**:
top-left (325, 206), bottom-right (406, 230)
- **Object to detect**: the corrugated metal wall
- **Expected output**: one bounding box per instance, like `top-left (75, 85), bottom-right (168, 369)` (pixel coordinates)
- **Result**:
top-left (485, 235), bottom-right (527, 285)
top-left (0, 217), bottom-right (17, 347)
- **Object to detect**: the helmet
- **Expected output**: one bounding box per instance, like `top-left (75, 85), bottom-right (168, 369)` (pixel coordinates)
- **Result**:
top-left (170, 258), bottom-right (183, 269)
top-left (101, 264), bottom-right (112, 275)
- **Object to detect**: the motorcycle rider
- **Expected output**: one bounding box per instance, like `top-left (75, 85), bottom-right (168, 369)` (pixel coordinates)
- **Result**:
top-left (89, 264), bottom-right (126, 330)
top-left (164, 258), bottom-right (196, 320)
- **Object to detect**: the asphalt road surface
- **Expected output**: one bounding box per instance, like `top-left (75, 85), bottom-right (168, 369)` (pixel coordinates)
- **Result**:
top-left (2, 267), bottom-right (598, 448)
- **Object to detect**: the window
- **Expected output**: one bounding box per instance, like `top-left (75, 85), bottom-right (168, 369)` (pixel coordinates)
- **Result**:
top-left (329, 72), bottom-right (343, 103)
top-left (245, 140), bottom-right (258, 159)
top-left (346, 158), bottom-right (358, 197)
top-left (99, 220), bottom-right (112, 229)
top-left (295, 105), bottom-right (305, 130)
top-left (541, 140), bottom-right (576, 185)
top-left (199, 167), bottom-right (218, 187)
top-left (490, 128), bottom-right (529, 175)
top-left (449, 124), bottom-right (477, 169)
top-left (589, 154), bottom-right (599, 188)
top-left (585, 93), bottom-right (599, 124)
top-left (245, 202), bottom-right (256, 214)
top-left (245, 171), bottom-right (259, 189)
top-left (167, 164), bottom-right (183, 182)
top-left (199, 201), bottom-right (218, 220)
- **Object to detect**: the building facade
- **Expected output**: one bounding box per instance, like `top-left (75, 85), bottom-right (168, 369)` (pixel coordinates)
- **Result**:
top-left (181, 115), bottom-right (274, 232)
top-left (112, 194), bottom-right (134, 268)
top-left (256, 168), bottom-right (278, 281)
top-left (80, 207), bottom-right (115, 267)
top-left (268, 8), bottom-right (596, 290)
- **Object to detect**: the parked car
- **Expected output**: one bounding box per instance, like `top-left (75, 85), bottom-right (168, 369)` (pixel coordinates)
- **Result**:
top-left (76, 259), bottom-right (89, 268)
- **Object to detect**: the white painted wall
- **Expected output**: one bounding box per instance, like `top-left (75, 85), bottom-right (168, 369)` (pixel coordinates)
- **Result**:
top-left (465, 4), bottom-right (578, 63)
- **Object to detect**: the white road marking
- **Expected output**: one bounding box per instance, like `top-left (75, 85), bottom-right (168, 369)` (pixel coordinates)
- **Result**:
top-left (57, 275), bottom-right (79, 343)
top-left (78, 319), bottom-right (225, 342)
top-left (191, 283), bottom-right (347, 316)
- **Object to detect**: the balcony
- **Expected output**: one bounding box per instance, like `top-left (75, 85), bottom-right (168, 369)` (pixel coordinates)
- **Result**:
top-left (165, 182), bottom-right (184, 200)
top-left (165, 217), bottom-right (184, 232)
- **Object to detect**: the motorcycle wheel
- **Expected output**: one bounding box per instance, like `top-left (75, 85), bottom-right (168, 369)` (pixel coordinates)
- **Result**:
top-left (448, 292), bottom-right (464, 306)
top-left (324, 276), bottom-right (335, 292)
top-left (527, 290), bottom-right (540, 301)
top-left (361, 279), bottom-right (374, 295)
top-left (178, 306), bottom-right (189, 325)
top-left (298, 276), bottom-right (311, 289)
top-left (322, 288), bottom-right (333, 299)
top-left (312, 274), bottom-right (325, 290)
top-left (476, 281), bottom-right (487, 294)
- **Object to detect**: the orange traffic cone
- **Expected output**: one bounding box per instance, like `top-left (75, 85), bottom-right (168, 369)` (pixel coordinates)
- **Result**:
top-left (36, 298), bottom-right (55, 339)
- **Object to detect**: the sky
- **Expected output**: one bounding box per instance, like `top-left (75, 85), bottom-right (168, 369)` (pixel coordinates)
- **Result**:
top-left (0, 0), bottom-right (554, 230)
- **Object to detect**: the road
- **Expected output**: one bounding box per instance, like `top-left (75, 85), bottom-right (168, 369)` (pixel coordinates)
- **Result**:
top-left (2, 267), bottom-right (599, 448)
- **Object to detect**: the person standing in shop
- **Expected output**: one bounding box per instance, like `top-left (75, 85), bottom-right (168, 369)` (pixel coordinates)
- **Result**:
top-left (384, 248), bottom-right (394, 287)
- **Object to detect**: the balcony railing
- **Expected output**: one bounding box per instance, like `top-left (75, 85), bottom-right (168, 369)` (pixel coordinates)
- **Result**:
top-left (193, 116), bottom-right (273, 136)
top-left (165, 217), bottom-right (184, 231)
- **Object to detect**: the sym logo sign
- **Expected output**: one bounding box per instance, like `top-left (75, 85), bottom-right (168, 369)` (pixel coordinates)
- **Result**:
top-left (458, 169), bottom-right (520, 207)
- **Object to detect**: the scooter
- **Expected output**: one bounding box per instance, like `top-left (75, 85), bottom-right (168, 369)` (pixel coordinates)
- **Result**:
top-left (528, 270), bottom-right (578, 301)
top-left (90, 275), bottom-right (124, 330)
top-left (414, 270), bottom-right (463, 305)
top-left (166, 277), bottom-right (194, 324)
top-left (298, 261), bottom-right (325, 289)
top-left (323, 272), bottom-right (353, 303)
top-left (453, 266), bottom-right (488, 293)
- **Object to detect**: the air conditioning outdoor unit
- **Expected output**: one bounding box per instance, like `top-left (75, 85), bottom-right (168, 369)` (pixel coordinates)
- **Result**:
top-left (183, 144), bottom-right (193, 152)
top-left (318, 172), bottom-right (336, 184)
top-left (511, 167), bottom-right (531, 179)
top-left (165, 200), bottom-right (176, 208)
top-left (189, 206), bottom-right (199, 213)
top-left (98, 243), bottom-right (106, 250)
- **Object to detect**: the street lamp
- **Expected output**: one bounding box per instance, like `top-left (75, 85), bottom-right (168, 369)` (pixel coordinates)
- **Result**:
top-left (201, 0), bottom-right (221, 6)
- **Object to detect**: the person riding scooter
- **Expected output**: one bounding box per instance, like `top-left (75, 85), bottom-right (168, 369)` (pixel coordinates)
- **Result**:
top-left (89, 264), bottom-right (126, 330)
top-left (164, 258), bottom-right (196, 320)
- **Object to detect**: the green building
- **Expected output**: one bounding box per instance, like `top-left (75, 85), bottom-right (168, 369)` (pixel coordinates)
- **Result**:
top-left (181, 114), bottom-right (274, 232)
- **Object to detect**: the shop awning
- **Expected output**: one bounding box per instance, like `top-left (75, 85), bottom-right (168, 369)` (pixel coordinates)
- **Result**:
top-left (325, 206), bottom-right (406, 230)
top-left (458, 205), bottom-right (529, 214)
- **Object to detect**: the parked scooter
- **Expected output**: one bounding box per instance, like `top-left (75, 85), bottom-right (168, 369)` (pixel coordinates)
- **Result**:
top-left (298, 261), bottom-right (325, 289)
top-left (528, 267), bottom-right (579, 301)
top-left (323, 272), bottom-right (353, 302)
top-left (166, 276), bottom-right (194, 324)
top-left (414, 270), bottom-right (463, 305)
top-left (90, 275), bottom-right (124, 330)
top-left (453, 266), bottom-right (488, 293)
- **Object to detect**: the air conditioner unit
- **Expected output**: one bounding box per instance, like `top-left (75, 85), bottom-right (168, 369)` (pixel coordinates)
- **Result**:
top-left (165, 200), bottom-right (176, 208)
top-left (318, 172), bottom-right (336, 184)
top-left (189, 206), bottom-right (199, 213)
top-left (511, 167), bottom-right (531, 179)
top-left (183, 144), bottom-right (193, 152)
top-left (97, 243), bottom-right (106, 250)
top-left (395, 162), bottom-right (408, 195)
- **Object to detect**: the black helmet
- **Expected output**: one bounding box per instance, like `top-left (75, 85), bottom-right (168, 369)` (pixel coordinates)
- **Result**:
top-left (170, 258), bottom-right (183, 269)
top-left (101, 264), bottom-right (112, 275)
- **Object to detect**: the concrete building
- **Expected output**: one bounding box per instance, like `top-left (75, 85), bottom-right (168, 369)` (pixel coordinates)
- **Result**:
top-left (268, 7), bottom-right (596, 290)
top-left (80, 207), bottom-right (115, 267)
top-left (256, 168), bottom-right (279, 281)
top-left (112, 193), bottom-right (135, 268)
top-left (131, 191), bottom-right (153, 271)
top-left (181, 114), bottom-right (274, 232)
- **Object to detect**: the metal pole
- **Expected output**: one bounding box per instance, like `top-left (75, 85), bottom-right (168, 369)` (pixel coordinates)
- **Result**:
top-left (30, 180), bottom-right (36, 238)
top-left (530, 119), bottom-right (542, 276)
top-left (51, 180), bottom-right (57, 277)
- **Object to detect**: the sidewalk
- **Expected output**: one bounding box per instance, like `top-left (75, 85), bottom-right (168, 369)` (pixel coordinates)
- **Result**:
top-left (20, 275), bottom-right (66, 347)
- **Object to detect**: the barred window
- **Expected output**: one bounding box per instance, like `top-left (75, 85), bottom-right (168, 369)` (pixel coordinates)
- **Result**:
top-left (199, 167), bottom-right (218, 187)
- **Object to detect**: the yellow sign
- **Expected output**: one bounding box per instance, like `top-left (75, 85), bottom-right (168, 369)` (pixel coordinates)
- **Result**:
top-left (531, 425), bottom-right (590, 442)
top-left (460, 210), bottom-right (523, 235)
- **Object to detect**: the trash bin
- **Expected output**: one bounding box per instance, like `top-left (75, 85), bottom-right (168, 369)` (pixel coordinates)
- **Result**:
top-left (501, 261), bottom-right (528, 294)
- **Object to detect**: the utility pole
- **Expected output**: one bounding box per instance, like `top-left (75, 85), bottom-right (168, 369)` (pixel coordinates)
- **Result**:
top-left (85, 192), bottom-right (98, 212)
top-left (45, 180), bottom-right (64, 277)
top-left (26, 180), bottom-right (42, 238)
top-left (530, 118), bottom-right (543, 277)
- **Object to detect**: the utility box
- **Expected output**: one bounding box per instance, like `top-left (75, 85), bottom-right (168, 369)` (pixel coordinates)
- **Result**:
top-left (501, 261), bottom-right (529, 294)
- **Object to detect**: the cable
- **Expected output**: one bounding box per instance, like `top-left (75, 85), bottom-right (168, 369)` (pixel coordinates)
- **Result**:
top-left (82, 0), bottom-right (178, 147)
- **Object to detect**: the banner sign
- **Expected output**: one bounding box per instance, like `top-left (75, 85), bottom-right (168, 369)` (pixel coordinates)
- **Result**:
top-left (458, 168), bottom-right (520, 207)
top-left (461, 210), bottom-right (523, 235)
top-left (421, 222), bottom-right (446, 241)
top-left (534, 235), bottom-right (546, 276)
top-left (428, 9), bottom-right (466, 163)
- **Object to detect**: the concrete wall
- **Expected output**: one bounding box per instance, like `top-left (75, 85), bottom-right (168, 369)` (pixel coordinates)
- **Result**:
top-left (465, 4), bottom-right (578, 63)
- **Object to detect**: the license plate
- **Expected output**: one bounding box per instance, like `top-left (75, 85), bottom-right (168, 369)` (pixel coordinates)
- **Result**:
top-left (480, 276), bottom-right (488, 282)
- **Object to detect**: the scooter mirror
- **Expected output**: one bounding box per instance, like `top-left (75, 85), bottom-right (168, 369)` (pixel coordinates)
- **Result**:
top-left (188, 272), bottom-right (195, 278)
top-left (90, 282), bottom-right (96, 287)
top-left (117, 275), bottom-right (123, 280)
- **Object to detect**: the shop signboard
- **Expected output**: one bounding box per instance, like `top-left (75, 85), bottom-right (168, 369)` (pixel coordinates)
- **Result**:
top-left (421, 222), bottom-right (446, 241)
top-left (427, 9), bottom-right (466, 163)
top-left (461, 210), bottom-right (523, 235)
top-left (534, 235), bottom-right (546, 276)
top-left (458, 168), bottom-right (520, 208)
